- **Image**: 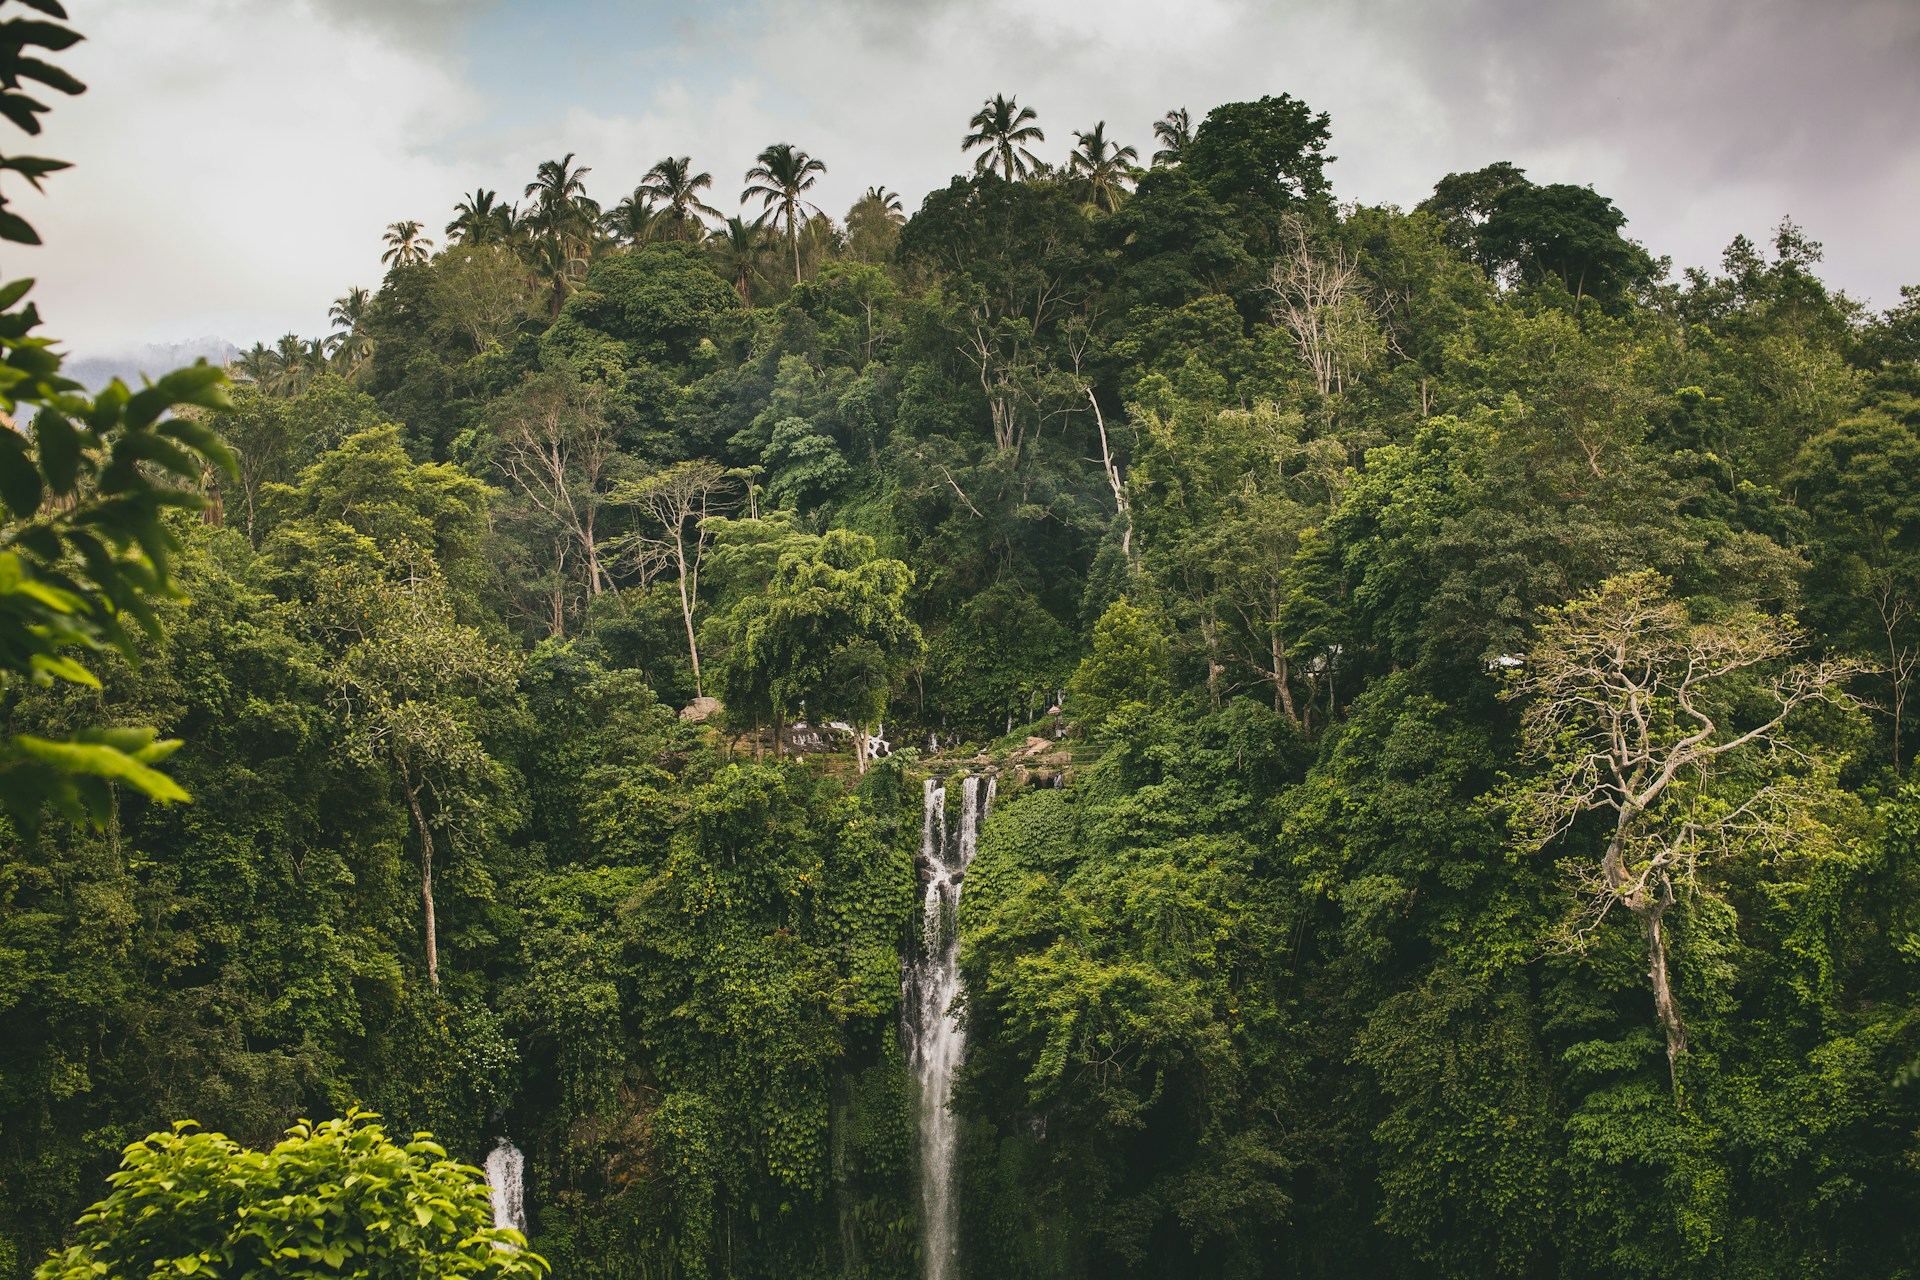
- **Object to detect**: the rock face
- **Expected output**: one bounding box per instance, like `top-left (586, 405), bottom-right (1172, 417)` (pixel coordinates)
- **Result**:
top-left (679, 696), bottom-right (721, 722)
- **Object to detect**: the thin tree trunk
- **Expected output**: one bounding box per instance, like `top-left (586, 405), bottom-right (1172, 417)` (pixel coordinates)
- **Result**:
top-left (405, 781), bottom-right (439, 988)
top-left (1646, 889), bottom-right (1686, 1090)
top-left (676, 545), bottom-right (702, 696)
top-left (1084, 387), bottom-right (1134, 572)
top-left (1272, 631), bottom-right (1298, 724)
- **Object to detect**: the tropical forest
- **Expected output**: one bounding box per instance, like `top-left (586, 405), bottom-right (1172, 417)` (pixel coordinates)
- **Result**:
top-left (2, 3), bottom-right (1918, 1277)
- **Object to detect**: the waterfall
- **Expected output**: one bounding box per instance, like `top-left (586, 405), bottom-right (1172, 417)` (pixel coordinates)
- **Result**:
top-left (905, 773), bottom-right (993, 1280)
top-left (485, 1138), bottom-right (526, 1238)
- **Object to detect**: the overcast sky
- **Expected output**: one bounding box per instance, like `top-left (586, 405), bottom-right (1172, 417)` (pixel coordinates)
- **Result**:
top-left (18, 0), bottom-right (1920, 357)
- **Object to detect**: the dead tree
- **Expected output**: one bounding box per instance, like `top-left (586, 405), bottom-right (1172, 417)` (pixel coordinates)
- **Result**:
top-left (614, 461), bottom-right (734, 697)
top-left (1265, 215), bottom-right (1383, 403)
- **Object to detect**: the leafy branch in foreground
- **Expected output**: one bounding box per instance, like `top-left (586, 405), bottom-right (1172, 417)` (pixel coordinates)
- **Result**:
top-left (34, 1110), bottom-right (546, 1280)
top-left (0, 0), bottom-right (236, 828)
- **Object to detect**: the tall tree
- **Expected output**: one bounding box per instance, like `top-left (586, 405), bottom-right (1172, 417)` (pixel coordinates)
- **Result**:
top-left (708, 214), bottom-right (768, 306)
top-left (445, 187), bottom-right (515, 245)
top-left (714, 528), bottom-right (920, 764)
top-left (614, 461), bottom-right (735, 697)
top-left (379, 219), bottom-right (433, 268)
top-left (333, 565), bottom-right (515, 989)
top-left (1416, 161), bottom-right (1530, 259)
top-left (1476, 181), bottom-right (1653, 311)
top-left (1150, 106), bottom-right (1192, 166)
top-left (326, 285), bottom-right (374, 376)
top-left (962, 93), bottom-right (1046, 180)
top-left (605, 185), bottom-right (661, 246)
top-left (523, 152), bottom-right (597, 239)
top-left (1067, 121), bottom-right (1138, 212)
top-left (1503, 573), bottom-right (1862, 1087)
top-left (844, 186), bottom-right (906, 264)
top-left (742, 142), bottom-right (827, 283)
top-left (490, 368), bottom-right (620, 632)
top-left (639, 155), bottom-right (723, 240)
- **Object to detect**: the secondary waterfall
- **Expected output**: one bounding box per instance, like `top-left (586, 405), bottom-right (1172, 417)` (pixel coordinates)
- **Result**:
top-left (905, 773), bottom-right (993, 1280)
top-left (485, 1138), bottom-right (526, 1237)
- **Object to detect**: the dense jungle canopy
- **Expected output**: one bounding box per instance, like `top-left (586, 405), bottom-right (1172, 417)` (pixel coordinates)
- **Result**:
top-left (3, 2), bottom-right (1920, 1276)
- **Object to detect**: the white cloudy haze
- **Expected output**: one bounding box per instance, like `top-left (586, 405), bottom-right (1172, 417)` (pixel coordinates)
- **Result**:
top-left (19, 0), bottom-right (1920, 359)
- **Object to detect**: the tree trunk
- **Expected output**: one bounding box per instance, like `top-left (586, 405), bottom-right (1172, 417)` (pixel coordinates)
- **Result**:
top-left (1645, 885), bottom-right (1686, 1091)
top-left (1606, 814), bottom-right (1687, 1094)
top-left (773, 708), bottom-right (785, 760)
top-left (1084, 387), bottom-right (1134, 572)
top-left (1272, 631), bottom-right (1298, 724)
top-left (677, 561), bottom-right (702, 697)
top-left (405, 781), bottom-right (439, 987)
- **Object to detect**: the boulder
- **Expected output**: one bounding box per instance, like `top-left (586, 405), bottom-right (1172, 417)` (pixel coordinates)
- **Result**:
top-left (679, 696), bottom-right (721, 723)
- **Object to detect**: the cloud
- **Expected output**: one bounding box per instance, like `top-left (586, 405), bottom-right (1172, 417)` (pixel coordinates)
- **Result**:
top-left (18, 0), bottom-right (1918, 360)
top-left (29, 0), bottom-right (479, 356)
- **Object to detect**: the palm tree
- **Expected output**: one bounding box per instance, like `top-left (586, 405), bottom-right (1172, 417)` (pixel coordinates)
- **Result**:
top-left (844, 186), bottom-right (906, 264)
top-left (639, 155), bottom-right (723, 240)
top-left (327, 286), bottom-right (375, 376)
top-left (963, 94), bottom-right (1046, 180)
top-left (529, 231), bottom-right (588, 319)
top-left (863, 186), bottom-right (905, 222)
top-left (446, 189), bottom-right (514, 245)
top-left (1151, 107), bottom-right (1192, 167)
top-left (605, 186), bottom-right (662, 246)
top-left (709, 215), bottom-right (767, 307)
top-left (232, 341), bottom-right (277, 387)
top-left (1068, 122), bottom-right (1139, 212)
top-left (524, 152), bottom-right (600, 251)
top-left (381, 220), bottom-right (433, 268)
top-left (261, 333), bottom-right (311, 397)
top-left (741, 142), bottom-right (827, 283)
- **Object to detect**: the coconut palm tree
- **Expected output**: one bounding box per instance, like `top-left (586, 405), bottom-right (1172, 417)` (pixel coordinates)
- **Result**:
top-left (709, 215), bottom-right (768, 307)
top-left (524, 153), bottom-right (596, 234)
top-left (639, 155), bottom-right (723, 240)
top-left (328, 286), bottom-right (375, 377)
top-left (963, 94), bottom-right (1046, 180)
top-left (604, 186), bottom-right (662, 246)
top-left (523, 153), bottom-right (600, 268)
top-left (232, 341), bottom-right (277, 386)
top-left (844, 186), bottom-right (906, 264)
top-left (529, 230), bottom-right (588, 319)
top-left (381, 220), bottom-right (433, 268)
top-left (446, 189), bottom-right (514, 245)
top-left (741, 142), bottom-right (827, 283)
top-left (862, 186), bottom-right (905, 222)
top-left (260, 333), bottom-right (314, 397)
top-left (1068, 122), bottom-right (1139, 212)
top-left (1151, 107), bottom-right (1192, 167)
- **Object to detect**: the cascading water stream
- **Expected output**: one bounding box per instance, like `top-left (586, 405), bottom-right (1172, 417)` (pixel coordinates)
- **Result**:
top-left (485, 1138), bottom-right (526, 1239)
top-left (905, 773), bottom-right (993, 1280)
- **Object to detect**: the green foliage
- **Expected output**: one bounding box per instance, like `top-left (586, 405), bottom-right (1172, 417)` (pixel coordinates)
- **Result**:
top-left (34, 1111), bottom-right (545, 1279)
top-left (8, 45), bottom-right (1920, 1280)
top-left (1066, 598), bottom-right (1171, 733)
top-left (0, 0), bottom-right (236, 830)
top-left (1181, 94), bottom-right (1333, 245)
top-left (714, 527), bottom-right (921, 734)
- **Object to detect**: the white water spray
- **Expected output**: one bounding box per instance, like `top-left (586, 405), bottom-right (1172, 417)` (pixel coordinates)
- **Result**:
top-left (904, 773), bottom-right (993, 1280)
top-left (485, 1139), bottom-right (526, 1238)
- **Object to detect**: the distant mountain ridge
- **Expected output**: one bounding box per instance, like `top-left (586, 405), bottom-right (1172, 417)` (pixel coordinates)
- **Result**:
top-left (62, 337), bottom-right (238, 393)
